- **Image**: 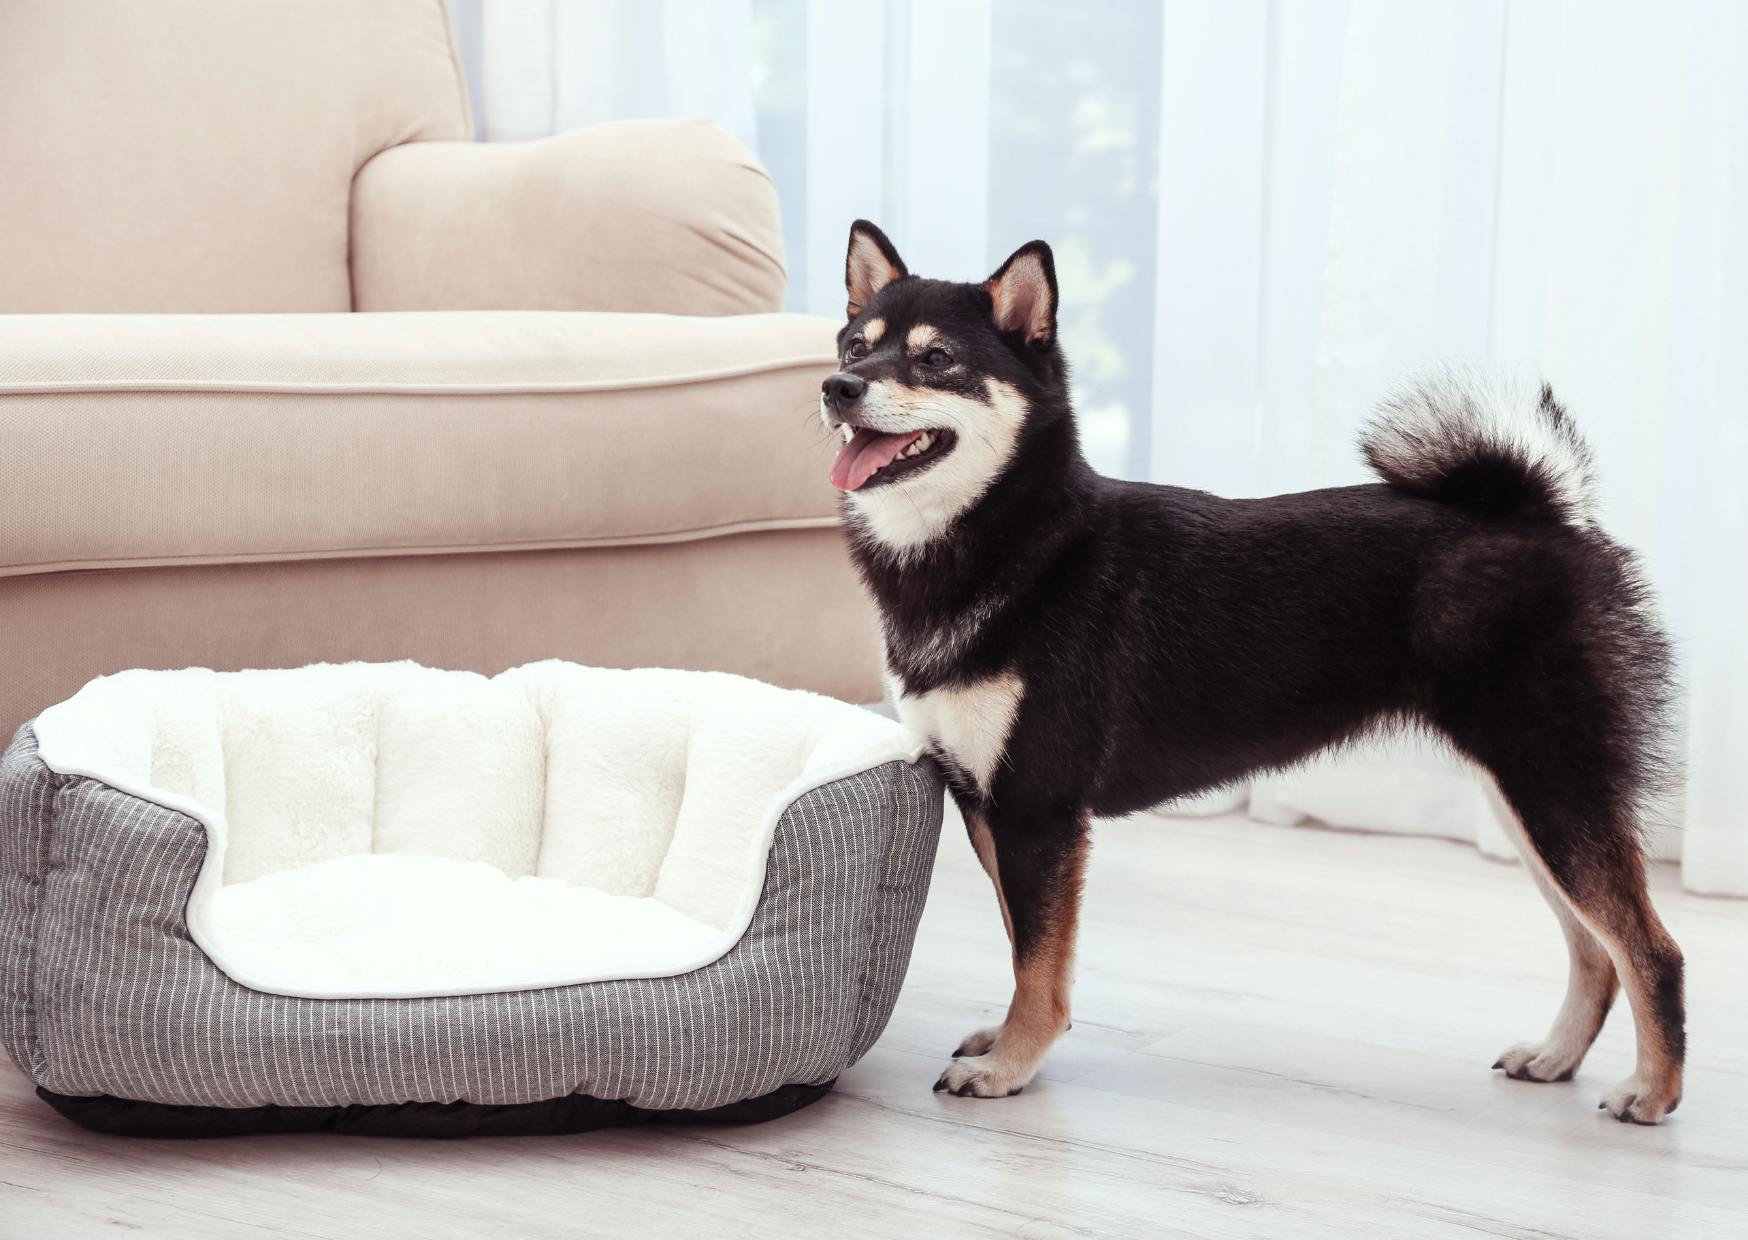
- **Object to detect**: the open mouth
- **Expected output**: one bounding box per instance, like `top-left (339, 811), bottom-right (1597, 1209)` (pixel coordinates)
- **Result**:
top-left (827, 425), bottom-right (958, 492)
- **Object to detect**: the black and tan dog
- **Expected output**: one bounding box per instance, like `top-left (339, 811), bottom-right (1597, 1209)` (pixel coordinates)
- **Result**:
top-left (819, 220), bottom-right (1685, 1122)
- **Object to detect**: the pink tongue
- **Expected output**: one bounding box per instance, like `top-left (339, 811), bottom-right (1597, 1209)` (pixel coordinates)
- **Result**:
top-left (829, 428), bottom-right (924, 491)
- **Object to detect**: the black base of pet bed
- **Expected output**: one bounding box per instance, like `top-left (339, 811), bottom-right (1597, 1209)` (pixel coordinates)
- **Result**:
top-left (37, 1079), bottom-right (835, 1139)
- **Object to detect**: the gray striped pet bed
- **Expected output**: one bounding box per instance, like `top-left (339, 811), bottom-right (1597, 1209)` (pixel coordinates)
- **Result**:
top-left (0, 661), bottom-right (944, 1138)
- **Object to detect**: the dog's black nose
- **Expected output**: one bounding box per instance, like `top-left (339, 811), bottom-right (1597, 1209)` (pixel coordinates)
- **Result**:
top-left (822, 372), bottom-right (866, 404)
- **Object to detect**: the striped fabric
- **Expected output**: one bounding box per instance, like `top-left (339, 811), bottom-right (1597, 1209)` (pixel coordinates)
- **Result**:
top-left (0, 725), bottom-right (943, 1112)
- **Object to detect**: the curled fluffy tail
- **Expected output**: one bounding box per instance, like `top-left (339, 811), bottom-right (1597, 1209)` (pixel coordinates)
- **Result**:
top-left (1361, 372), bottom-right (1597, 526)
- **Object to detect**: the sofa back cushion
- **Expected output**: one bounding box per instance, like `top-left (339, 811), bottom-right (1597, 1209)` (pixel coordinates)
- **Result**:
top-left (0, 0), bottom-right (470, 312)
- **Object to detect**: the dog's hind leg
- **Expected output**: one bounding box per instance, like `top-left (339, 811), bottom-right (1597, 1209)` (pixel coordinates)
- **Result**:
top-left (1492, 788), bottom-right (1682, 1122)
top-left (1480, 780), bottom-right (1619, 1083)
top-left (937, 807), bottom-right (1088, 1099)
top-left (1458, 743), bottom-right (1684, 1122)
top-left (1425, 529), bottom-right (1682, 1121)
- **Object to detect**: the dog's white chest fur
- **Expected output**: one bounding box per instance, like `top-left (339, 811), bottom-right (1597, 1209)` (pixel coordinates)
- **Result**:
top-left (890, 670), bottom-right (1025, 795)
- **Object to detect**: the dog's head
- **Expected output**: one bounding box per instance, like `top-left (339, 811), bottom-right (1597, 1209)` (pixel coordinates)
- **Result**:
top-left (820, 220), bottom-right (1070, 554)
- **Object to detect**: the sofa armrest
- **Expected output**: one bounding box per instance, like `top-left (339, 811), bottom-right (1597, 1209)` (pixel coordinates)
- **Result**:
top-left (350, 119), bottom-right (788, 316)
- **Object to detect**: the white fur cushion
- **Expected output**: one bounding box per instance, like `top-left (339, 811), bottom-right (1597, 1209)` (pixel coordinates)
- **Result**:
top-left (32, 661), bottom-right (915, 998)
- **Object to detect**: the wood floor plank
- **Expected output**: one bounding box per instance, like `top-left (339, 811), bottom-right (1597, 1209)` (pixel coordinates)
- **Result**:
top-left (3, 811), bottom-right (1743, 1239)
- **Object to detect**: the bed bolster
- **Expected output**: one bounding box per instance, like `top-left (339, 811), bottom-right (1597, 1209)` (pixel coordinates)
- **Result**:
top-left (0, 725), bottom-right (59, 1082)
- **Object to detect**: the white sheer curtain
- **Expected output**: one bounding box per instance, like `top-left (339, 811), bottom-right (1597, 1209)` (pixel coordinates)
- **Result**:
top-left (447, 0), bottom-right (758, 147)
top-left (450, 0), bottom-right (1748, 895)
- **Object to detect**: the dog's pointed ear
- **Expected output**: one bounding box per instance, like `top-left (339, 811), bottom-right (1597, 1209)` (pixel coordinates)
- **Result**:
top-left (845, 220), bottom-right (907, 319)
top-left (985, 241), bottom-right (1057, 347)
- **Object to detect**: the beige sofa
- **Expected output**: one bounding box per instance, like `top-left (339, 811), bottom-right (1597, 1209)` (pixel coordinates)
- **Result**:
top-left (0, 0), bottom-right (879, 742)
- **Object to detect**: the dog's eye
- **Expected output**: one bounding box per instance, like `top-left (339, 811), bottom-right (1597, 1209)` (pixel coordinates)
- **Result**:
top-left (846, 338), bottom-right (869, 360)
top-left (923, 347), bottom-right (953, 368)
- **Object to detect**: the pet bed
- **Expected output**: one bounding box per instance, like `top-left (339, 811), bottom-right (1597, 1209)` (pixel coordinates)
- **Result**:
top-left (0, 661), bottom-right (943, 1137)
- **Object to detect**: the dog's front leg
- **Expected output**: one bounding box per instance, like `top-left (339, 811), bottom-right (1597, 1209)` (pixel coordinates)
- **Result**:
top-left (936, 806), bottom-right (1089, 1098)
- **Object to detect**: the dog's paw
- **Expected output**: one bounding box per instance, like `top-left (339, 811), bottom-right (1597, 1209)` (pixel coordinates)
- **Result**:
top-left (933, 1052), bottom-right (1034, 1099)
top-left (1492, 1039), bottom-right (1581, 1083)
top-left (1598, 1074), bottom-right (1681, 1125)
top-left (951, 1026), bottom-right (1002, 1058)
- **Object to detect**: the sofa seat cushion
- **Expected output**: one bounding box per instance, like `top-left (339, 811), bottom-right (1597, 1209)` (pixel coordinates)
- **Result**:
top-left (0, 311), bottom-right (842, 578)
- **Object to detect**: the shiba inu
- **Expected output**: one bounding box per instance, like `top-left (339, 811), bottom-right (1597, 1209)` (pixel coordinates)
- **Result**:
top-left (818, 220), bottom-right (1684, 1123)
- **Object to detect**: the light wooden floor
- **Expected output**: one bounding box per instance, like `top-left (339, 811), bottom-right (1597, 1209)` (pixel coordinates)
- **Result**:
top-left (4, 811), bottom-right (1745, 1240)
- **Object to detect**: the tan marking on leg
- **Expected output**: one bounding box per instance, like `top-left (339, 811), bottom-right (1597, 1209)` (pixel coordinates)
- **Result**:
top-left (940, 824), bottom-right (1087, 1098)
top-left (951, 811), bottom-right (1013, 1060)
top-left (965, 810), bottom-right (1014, 945)
top-left (1587, 886), bottom-right (1684, 1122)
